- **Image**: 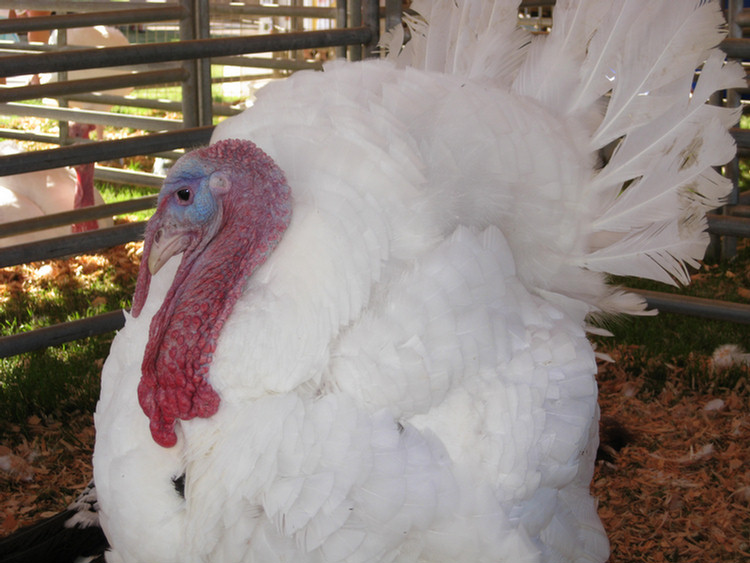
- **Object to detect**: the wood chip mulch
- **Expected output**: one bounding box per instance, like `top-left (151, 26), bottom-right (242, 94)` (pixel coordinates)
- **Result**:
top-left (0, 333), bottom-right (748, 563)
top-left (0, 410), bottom-right (95, 535)
top-left (593, 346), bottom-right (750, 563)
top-left (0, 241), bottom-right (141, 304)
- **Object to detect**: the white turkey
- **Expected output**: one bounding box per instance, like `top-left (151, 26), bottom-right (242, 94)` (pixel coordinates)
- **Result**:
top-left (0, 134), bottom-right (111, 247)
top-left (0, 0), bottom-right (743, 562)
top-left (45, 25), bottom-right (134, 138)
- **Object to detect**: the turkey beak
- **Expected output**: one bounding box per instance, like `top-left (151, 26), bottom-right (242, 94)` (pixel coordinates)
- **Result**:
top-left (148, 227), bottom-right (188, 275)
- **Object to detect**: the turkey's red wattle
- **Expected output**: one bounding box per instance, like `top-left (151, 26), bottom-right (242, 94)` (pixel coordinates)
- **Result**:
top-left (70, 123), bottom-right (100, 233)
top-left (136, 140), bottom-right (292, 447)
top-left (72, 162), bottom-right (99, 233)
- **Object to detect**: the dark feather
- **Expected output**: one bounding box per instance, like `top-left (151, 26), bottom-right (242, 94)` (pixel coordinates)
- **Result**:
top-left (0, 483), bottom-right (108, 563)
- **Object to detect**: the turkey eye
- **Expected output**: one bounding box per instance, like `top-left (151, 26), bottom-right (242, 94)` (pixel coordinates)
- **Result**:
top-left (175, 188), bottom-right (192, 204)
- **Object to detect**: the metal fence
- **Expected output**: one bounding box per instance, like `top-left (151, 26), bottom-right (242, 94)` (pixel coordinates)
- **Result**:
top-left (0, 0), bottom-right (747, 358)
top-left (0, 0), bottom-right (378, 266)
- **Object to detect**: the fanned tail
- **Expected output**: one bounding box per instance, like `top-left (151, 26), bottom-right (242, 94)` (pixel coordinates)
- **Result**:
top-left (574, 1), bottom-right (743, 311)
top-left (389, 0), bottom-right (743, 316)
top-left (517, 0), bottom-right (744, 313)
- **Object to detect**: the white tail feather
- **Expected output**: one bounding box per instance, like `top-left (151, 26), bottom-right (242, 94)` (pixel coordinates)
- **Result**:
top-left (590, 1), bottom-right (731, 148)
top-left (591, 52), bottom-right (744, 191)
top-left (383, 0), bottom-right (530, 86)
top-left (391, 0), bottom-right (741, 315)
top-left (583, 217), bottom-right (710, 285)
top-left (513, 0), bottom-right (613, 110)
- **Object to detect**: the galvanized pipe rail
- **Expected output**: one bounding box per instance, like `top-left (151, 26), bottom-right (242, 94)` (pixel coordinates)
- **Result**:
top-left (211, 55), bottom-right (322, 72)
top-left (210, 3), bottom-right (338, 19)
top-left (48, 92), bottom-right (241, 118)
top-left (0, 28), bottom-right (373, 79)
top-left (0, 6), bottom-right (185, 35)
top-left (0, 0), bottom-right (177, 13)
top-left (632, 289), bottom-right (750, 325)
top-left (0, 126), bottom-right (213, 176)
top-left (0, 222), bottom-right (146, 271)
top-left (0, 68), bottom-right (189, 104)
top-left (0, 310), bottom-right (127, 359)
top-left (0, 102), bottom-right (183, 132)
top-left (706, 213), bottom-right (750, 238)
top-left (0, 196), bottom-right (157, 242)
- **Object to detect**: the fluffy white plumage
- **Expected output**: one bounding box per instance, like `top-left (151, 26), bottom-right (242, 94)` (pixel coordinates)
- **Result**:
top-left (45, 25), bottom-right (132, 107)
top-left (43, 26), bottom-right (133, 142)
top-left (0, 141), bottom-right (110, 246)
top-left (93, 1), bottom-right (741, 562)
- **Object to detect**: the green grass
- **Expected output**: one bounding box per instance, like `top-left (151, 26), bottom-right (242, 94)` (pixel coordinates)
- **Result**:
top-left (0, 341), bottom-right (108, 423)
top-left (596, 244), bottom-right (750, 352)
top-left (0, 179), bottom-right (146, 427)
top-left (590, 244), bottom-right (750, 395)
top-left (98, 182), bottom-right (158, 223)
top-left (0, 283), bottom-right (132, 424)
top-left (0, 229), bottom-right (140, 424)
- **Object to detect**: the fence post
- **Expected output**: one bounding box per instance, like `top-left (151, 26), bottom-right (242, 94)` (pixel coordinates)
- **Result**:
top-left (362, 0), bottom-right (379, 58)
top-left (336, 0), bottom-right (348, 60)
top-left (721, 0), bottom-right (742, 260)
top-left (347, 0), bottom-right (362, 61)
top-left (180, 0), bottom-right (213, 128)
top-left (53, 26), bottom-right (71, 144)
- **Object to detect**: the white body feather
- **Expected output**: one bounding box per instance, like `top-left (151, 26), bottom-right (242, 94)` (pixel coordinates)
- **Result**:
top-left (0, 141), bottom-right (110, 246)
top-left (94, 0), bottom-right (741, 561)
top-left (45, 26), bottom-right (133, 111)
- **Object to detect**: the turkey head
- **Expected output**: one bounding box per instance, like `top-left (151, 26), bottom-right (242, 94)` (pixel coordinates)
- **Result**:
top-left (132, 139), bottom-right (292, 447)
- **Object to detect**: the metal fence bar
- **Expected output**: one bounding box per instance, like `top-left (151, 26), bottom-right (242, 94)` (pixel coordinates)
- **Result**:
top-left (0, 311), bottom-right (127, 359)
top-left (44, 93), bottom-right (239, 118)
top-left (0, 102), bottom-right (183, 132)
top-left (0, 197), bottom-right (157, 239)
top-left (94, 167), bottom-right (166, 189)
top-left (348, 0), bottom-right (362, 61)
top-left (0, 6), bottom-right (185, 35)
top-left (0, 68), bottom-right (188, 104)
top-left (706, 213), bottom-right (750, 238)
top-left (0, 127), bottom-right (214, 176)
top-left (210, 4), bottom-right (337, 19)
top-left (180, 0), bottom-right (202, 129)
top-left (721, 37), bottom-right (750, 58)
top-left (211, 55), bottom-right (321, 72)
top-left (335, 0), bottom-right (348, 59)
top-left (632, 289), bottom-right (750, 324)
top-left (0, 0), bottom-right (153, 11)
top-left (0, 28), bottom-right (373, 78)
top-left (0, 128), bottom-right (59, 144)
top-left (0, 222), bottom-right (147, 269)
top-left (180, 0), bottom-right (213, 128)
top-left (362, 0), bottom-right (380, 57)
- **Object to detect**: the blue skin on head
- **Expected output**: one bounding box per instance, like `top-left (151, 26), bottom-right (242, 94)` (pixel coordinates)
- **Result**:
top-left (158, 162), bottom-right (221, 227)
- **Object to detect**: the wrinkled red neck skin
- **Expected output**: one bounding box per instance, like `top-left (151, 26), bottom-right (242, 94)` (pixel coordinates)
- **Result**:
top-left (132, 147), bottom-right (291, 448)
top-left (70, 123), bottom-right (99, 233)
top-left (72, 162), bottom-right (98, 233)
